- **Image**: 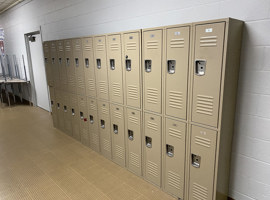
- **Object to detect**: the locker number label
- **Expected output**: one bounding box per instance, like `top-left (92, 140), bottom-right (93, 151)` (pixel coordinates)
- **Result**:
top-left (174, 32), bottom-right (180, 36)
top-left (205, 28), bottom-right (213, 33)
top-left (200, 131), bottom-right (206, 135)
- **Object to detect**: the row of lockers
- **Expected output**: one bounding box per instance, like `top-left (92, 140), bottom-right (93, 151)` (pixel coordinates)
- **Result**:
top-left (49, 87), bottom-right (217, 200)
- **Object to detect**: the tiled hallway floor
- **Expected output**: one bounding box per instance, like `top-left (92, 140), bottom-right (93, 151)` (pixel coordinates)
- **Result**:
top-left (0, 105), bottom-right (176, 200)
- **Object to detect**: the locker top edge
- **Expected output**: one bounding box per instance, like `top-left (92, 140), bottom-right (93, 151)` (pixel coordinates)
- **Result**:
top-left (142, 22), bottom-right (192, 32)
top-left (191, 17), bottom-right (244, 26)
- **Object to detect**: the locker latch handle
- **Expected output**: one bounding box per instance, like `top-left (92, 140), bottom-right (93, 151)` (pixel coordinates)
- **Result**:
top-left (145, 136), bottom-right (152, 148)
top-left (85, 58), bottom-right (89, 68)
top-left (166, 144), bottom-right (174, 157)
top-left (167, 60), bottom-right (176, 74)
top-left (64, 105), bottom-right (67, 112)
top-left (110, 59), bottom-right (115, 70)
top-left (101, 119), bottom-right (105, 129)
top-left (51, 100), bottom-right (54, 106)
top-left (75, 58), bottom-right (79, 67)
top-left (59, 58), bottom-right (62, 64)
top-left (145, 60), bottom-right (152, 73)
top-left (113, 124), bottom-right (118, 134)
top-left (57, 103), bottom-right (60, 109)
top-left (128, 130), bottom-right (134, 141)
top-left (195, 60), bottom-right (206, 76)
top-left (80, 112), bottom-right (84, 119)
top-left (45, 58), bottom-right (48, 63)
top-left (97, 59), bottom-right (101, 69)
top-left (125, 58), bottom-right (131, 71)
top-left (72, 108), bottom-right (75, 116)
top-left (66, 58), bottom-right (70, 66)
top-left (52, 58), bottom-right (55, 64)
top-left (191, 154), bottom-right (201, 168)
top-left (89, 115), bottom-right (94, 124)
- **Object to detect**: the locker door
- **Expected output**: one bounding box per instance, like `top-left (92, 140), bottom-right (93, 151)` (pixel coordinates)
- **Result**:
top-left (164, 118), bottom-right (186, 198)
top-left (70, 94), bottom-right (80, 141)
top-left (43, 42), bottom-right (53, 86)
top-left (73, 39), bottom-right (86, 96)
top-left (189, 125), bottom-right (217, 200)
top-left (64, 40), bottom-right (76, 94)
top-left (126, 108), bottom-right (142, 176)
top-left (192, 22), bottom-right (225, 127)
top-left (144, 112), bottom-right (161, 186)
top-left (98, 101), bottom-right (111, 159)
top-left (110, 104), bottom-right (125, 167)
top-left (123, 32), bottom-right (141, 108)
top-left (49, 87), bottom-right (58, 128)
top-left (62, 92), bottom-right (72, 136)
top-left (55, 90), bottom-right (65, 131)
top-left (87, 97), bottom-right (99, 152)
top-left (165, 26), bottom-right (190, 119)
top-left (78, 95), bottom-right (89, 147)
top-left (143, 30), bottom-right (162, 113)
top-left (50, 41), bottom-right (60, 89)
top-left (57, 40), bottom-right (67, 92)
top-left (82, 37), bottom-right (96, 98)
top-left (107, 34), bottom-right (123, 104)
top-left (94, 36), bottom-right (109, 100)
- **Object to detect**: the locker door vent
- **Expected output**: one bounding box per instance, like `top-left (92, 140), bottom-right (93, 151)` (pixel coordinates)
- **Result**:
top-left (99, 81), bottom-right (107, 94)
top-left (168, 171), bottom-right (181, 190)
top-left (101, 106), bottom-right (109, 115)
top-left (88, 79), bottom-right (95, 91)
top-left (192, 183), bottom-right (208, 200)
top-left (196, 95), bottom-right (214, 116)
top-left (103, 139), bottom-right (111, 152)
top-left (147, 160), bottom-right (158, 177)
top-left (168, 128), bottom-right (182, 139)
top-left (97, 43), bottom-right (105, 51)
top-left (115, 145), bottom-right (124, 159)
top-left (200, 36), bottom-right (217, 47)
top-left (126, 42), bottom-right (137, 50)
top-left (127, 85), bottom-right (139, 100)
top-left (112, 83), bottom-right (121, 97)
top-left (128, 116), bottom-right (139, 125)
top-left (170, 38), bottom-right (184, 48)
top-left (75, 44), bottom-right (81, 51)
top-left (195, 136), bottom-right (211, 148)
top-left (147, 121), bottom-right (158, 131)
top-left (110, 43), bottom-right (119, 51)
top-left (146, 41), bottom-right (158, 49)
top-left (146, 88), bottom-right (158, 104)
top-left (89, 103), bottom-right (96, 110)
top-left (84, 44), bottom-right (92, 51)
top-left (169, 91), bottom-right (183, 110)
top-left (130, 152), bottom-right (140, 168)
top-left (114, 110), bottom-right (122, 119)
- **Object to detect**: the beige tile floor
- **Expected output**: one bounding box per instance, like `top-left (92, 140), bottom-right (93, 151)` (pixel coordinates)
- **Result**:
top-left (0, 105), bottom-right (176, 200)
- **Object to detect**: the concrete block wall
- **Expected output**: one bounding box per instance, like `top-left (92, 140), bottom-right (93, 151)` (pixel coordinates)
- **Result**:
top-left (0, 0), bottom-right (270, 199)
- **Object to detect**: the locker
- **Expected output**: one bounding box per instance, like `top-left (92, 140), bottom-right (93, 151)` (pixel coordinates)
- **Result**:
top-left (165, 26), bottom-right (190, 119)
top-left (191, 22), bottom-right (225, 127)
top-left (123, 31), bottom-right (141, 108)
top-left (55, 90), bottom-right (65, 131)
top-left (110, 104), bottom-right (125, 167)
top-left (50, 41), bottom-right (60, 89)
top-left (62, 92), bottom-right (72, 136)
top-left (82, 37), bottom-right (96, 98)
top-left (143, 29), bottom-right (163, 113)
top-left (78, 95), bottom-right (89, 147)
top-left (94, 36), bottom-right (109, 100)
top-left (43, 42), bottom-right (53, 86)
top-left (49, 87), bottom-right (58, 128)
top-left (164, 118), bottom-right (186, 198)
top-left (98, 100), bottom-right (111, 159)
top-left (189, 125), bottom-right (217, 200)
top-left (126, 108), bottom-right (142, 176)
top-left (143, 112), bottom-right (161, 186)
top-left (73, 38), bottom-right (86, 96)
top-left (70, 94), bottom-right (80, 141)
top-left (107, 34), bottom-right (124, 104)
top-left (57, 40), bottom-right (68, 92)
top-left (87, 97), bottom-right (100, 152)
top-left (64, 40), bottom-right (76, 94)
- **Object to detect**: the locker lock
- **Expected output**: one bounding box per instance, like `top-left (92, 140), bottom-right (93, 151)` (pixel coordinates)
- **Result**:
top-left (191, 154), bottom-right (201, 168)
top-left (166, 144), bottom-right (174, 157)
top-left (145, 60), bottom-right (152, 73)
top-left (57, 103), bottom-right (60, 109)
top-left (195, 60), bottom-right (206, 76)
top-left (52, 58), bottom-right (55, 64)
top-left (66, 58), bottom-right (70, 66)
top-left (110, 59), bottom-right (115, 70)
top-left (64, 105), bottom-right (67, 112)
top-left (59, 58), bottom-right (62, 64)
top-left (75, 58), bottom-right (79, 67)
top-left (125, 58), bottom-right (131, 71)
top-left (128, 130), bottom-right (134, 141)
top-left (80, 112), bottom-right (84, 119)
top-left (113, 124), bottom-right (118, 134)
top-left (96, 59), bottom-right (101, 69)
top-left (85, 58), bottom-right (89, 68)
top-left (167, 60), bottom-right (176, 74)
top-left (89, 115), bottom-right (94, 124)
top-left (145, 136), bottom-right (152, 148)
top-left (51, 100), bottom-right (54, 106)
top-left (72, 108), bottom-right (75, 116)
top-left (45, 58), bottom-right (48, 63)
top-left (100, 119), bottom-right (105, 129)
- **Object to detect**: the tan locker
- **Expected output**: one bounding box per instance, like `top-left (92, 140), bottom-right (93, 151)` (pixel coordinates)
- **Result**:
top-left (57, 40), bottom-right (68, 91)
top-left (64, 39), bottom-right (76, 94)
top-left (191, 22), bottom-right (225, 127)
top-left (50, 41), bottom-right (60, 89)
top-left (43, 42), bottom-right (53, 86)
top-left (143, 29), bottom-right (162, 113)
top-left (107, 34), bottom-right (124, 104)
top-left (55, 90), bottom-right (65, 131)
top-left (189, 125), bottom-right (217, 200)
top-left (143, 112), bottom-right (161, 186)
top-left (165, 26), bottom-right (190, 119)
top-left (123, 31), bottom-right (141, 108)
top-left (70, 94), bottom-right (80, 141)
top-left (164, 118), bottom-right (186, 198)
top-left (126, 108), bottom-right (142, 176)
top-left (87, 97), bottom-right (100, 152)
top-left (82, 37), bottom-right (96, 98)
top-left (94, 36), bottom-right (109, 100)
top-left (62, 92), bottom-right (72, 136)
top-left (78, 95), bottom-right (89, 147)
top-left (98, 100), bottom-right (111, 159)
top-left (110, 104), bottom-right (125, 167)
top-left (49, 87), bottom-right (58, 128)
top-left (73, 38), bottom-right (86, 96)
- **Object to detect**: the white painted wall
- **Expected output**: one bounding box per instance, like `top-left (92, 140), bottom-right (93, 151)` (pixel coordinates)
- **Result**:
top-left (0, 0), bottom-right (269, 199)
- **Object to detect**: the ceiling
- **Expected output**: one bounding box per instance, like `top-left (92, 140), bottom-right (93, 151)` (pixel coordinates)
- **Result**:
top-left (0, 0), bottom-right (23, 14)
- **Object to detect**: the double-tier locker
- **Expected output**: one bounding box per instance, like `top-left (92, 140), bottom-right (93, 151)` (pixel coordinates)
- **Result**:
top-left (70, 94), bottom-right (80, 141)
top-left (73, 39), bottom-right (86, 96)
top-left (78, 96), bottom-right (89, 147)
top-left (64, 40), bottom-right (76, 94)
top-left (110, 104), bottom-right (125, 167)
top-left (57, 40), bottom-right (67, 92)
top-left (55, 90), bottom-right (65, 131)
top-left (107, 34), bottom-right (124, 104)
top-left (123, 31), bottom-right (141, 108)
top-left (143, 29), bottom-right (163, 114)
top-left (165, 26), bottom-right (190, 119)
top-left (62, 92), bottom-right (72, 137)
top-left (126, 108), bottom-right (142, 176)
top-left (94, 36), bottom-right (109, 100)
top-left (43, 42), bottom-right (53, 86)
top-left (98, 100), bottom-right (111, 159)
top-left (82, 37), bottom-right (96, 98)
top-left (87, 97), bottom-right (99, 152)
top-left (50, 41), bottom-right (60, 89)
top-left (143, 112), bottom-right (162, 186)
top-left (48, 87), bottom-right (58, 128)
